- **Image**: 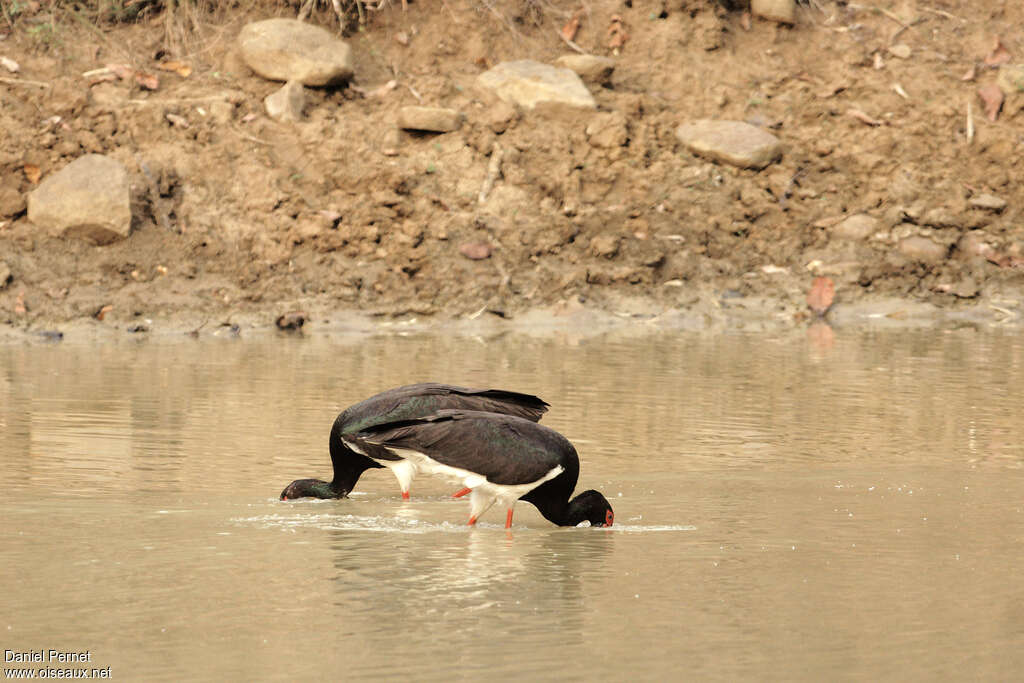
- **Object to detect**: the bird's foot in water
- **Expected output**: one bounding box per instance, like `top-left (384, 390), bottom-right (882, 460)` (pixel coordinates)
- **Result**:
top-left (401, 491), bottom-right (410, 500)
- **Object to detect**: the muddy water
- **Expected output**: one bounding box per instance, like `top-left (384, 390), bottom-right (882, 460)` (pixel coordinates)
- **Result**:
top-left (2, 326), bottom-right (1023, 681)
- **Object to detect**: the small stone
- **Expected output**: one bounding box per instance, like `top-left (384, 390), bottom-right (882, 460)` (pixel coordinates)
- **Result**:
top-left (238, 18), bottom-right (353, 86)
top-left (264, 80), bottom-right (306, 122)
top-left (898, 235), bottom-right (947, 263)
top-left (969, 193), bottom-right (1007, 212)
top-left (554, 54), bottom-right (615, 86)
top-left (832, 214), bottom-right (879, 241)
top-left (921, 207), bottom-right (960, 228)
top-left (459, 241), bottom-right (491, 260)
top-left (397, 106), bottom-right (462, 133)
top-left (590, 234), bottom-right (620, 258)
top-left (675, 120), bottom-right (782, 170)
top-left (888, 43), bottom-right (912, 59)
top-left (27, 154), bottom-right (131, 245)
top-left (477, 60), bottom-right (596, 111)
top-left (0, 187), bottom-right (26, 218)
top-left (751, 0), bottom-right (795, 24)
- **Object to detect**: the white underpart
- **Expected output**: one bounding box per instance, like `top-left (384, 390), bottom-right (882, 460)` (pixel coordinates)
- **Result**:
top-left (385, 446), bottom-right (564, 523)
top-left (344, 437), bottom-right (419, 494)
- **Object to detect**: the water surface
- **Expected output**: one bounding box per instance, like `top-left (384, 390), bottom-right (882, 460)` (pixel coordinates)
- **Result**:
top-left (2, 325), bottom-right (1023, 680)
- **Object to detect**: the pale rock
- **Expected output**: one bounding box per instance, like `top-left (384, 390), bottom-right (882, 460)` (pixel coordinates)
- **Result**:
top-left (398, 106), bottom-right (462, 133)
top-left (832, 214), bottom-right (879, 241)
top-left (238, 18), bottom-right (353, 86)
top-left (898, 235), bottom-right (947, 263)
top-left (675, 120), bottom-right (782, 170)
top-left (751, 0), bottom-right (795, 24)
top-left (554, 54), bottom-right (615, 86)
top-left (590, 234), bottom-right (620, 258)
top-left (921, 207), bottom-right (960, 228)
top-left (969, 193), bottom-right (1007, 212)
top-left (0, 261), bottom-right (10, 290)
top-left (264, 80), bottom-right (306, 122)
top-left (888, 43), bottom-right (912, 59)
top-left (27, 154), bottom-right (131, 245)
top-left (477, 60), bottom-right (596, 111)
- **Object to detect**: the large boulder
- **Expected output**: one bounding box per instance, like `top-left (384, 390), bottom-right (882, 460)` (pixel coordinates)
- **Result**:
top-left (27, 154), bottom-right (131, 245)
top-left (477, 60), bottom-right (596, 111)
top-left (238, 18), bottom-right (353, 86)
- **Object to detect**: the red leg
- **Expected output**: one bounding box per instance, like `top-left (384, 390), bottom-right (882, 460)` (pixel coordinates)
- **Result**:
top-left (505, 509), bottom-right (514, 529)
top-left (401, 490), bottom-right (410, 500)
top-left (467, 515), bottom-right (478, 526)
top-left (453, 487), bottom-right (472, 498)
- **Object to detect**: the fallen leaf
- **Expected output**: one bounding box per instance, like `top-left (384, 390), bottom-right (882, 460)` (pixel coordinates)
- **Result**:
top-left (23, 164), bottom-right (41, 184)
top-left (157, 60), bottom-right (192, 78)
top-left (807, 276), bottom-right (835, 316)
top-left (459, 241), bottom-right (491, 260)
top-left (607, 14), bottom-right (628, 50)
top-left (165, 112), bottom-right (189, 128)
top-left (977, 83), bottom-right (1004, 121)
top-left (1, 55), bottom-right (19, 73)
top-left (135, 71), bottom-right (159, 90)
top-left (561, 14), bottom-right (581, 42)
top-left (984, 36), bottom-right (1011, 66)
top-left (846, 108), bottom-right (884, 126)
top-left (95, 304), bottom-right (113, 321)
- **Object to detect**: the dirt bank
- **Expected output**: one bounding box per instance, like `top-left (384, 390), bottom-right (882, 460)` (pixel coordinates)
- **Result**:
top-left (1, 0), bottom-right (1023, 339)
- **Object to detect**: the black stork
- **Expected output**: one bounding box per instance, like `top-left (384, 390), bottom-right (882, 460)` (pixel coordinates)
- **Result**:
top-left (344, 409), bottom-right (614, 529)
top-left (280, 383), bottom-right (549, 500)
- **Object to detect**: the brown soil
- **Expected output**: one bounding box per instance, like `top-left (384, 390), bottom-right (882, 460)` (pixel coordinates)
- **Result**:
top-left (2, 0), bottom-right (1023, 337)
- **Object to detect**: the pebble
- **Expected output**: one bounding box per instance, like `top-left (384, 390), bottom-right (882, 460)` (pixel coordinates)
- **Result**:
top-left (459, 242), bottom-right (491, 260)
top-left (590, 234), bottom-right (620, 258)
top-left (0, 187), bottom-right (25, 218)
top-left (477, 60), bottom-right (596, 111)
top-left (888, 44), bottom-right (912, 59)
top-left (264, 80), bottom-right (306, 122)
top-left (397, 106), bottom-right (462, 133)
top-left (675, 120), bottom-right (782, 170)
top-left (969, 193), bottom-right (1007, 212)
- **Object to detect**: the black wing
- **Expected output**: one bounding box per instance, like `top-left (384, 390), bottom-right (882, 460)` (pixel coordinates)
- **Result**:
top-left (330, 383), bottom-right (549, 473)
top-left (348, 410), bottom-right (578, 487)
